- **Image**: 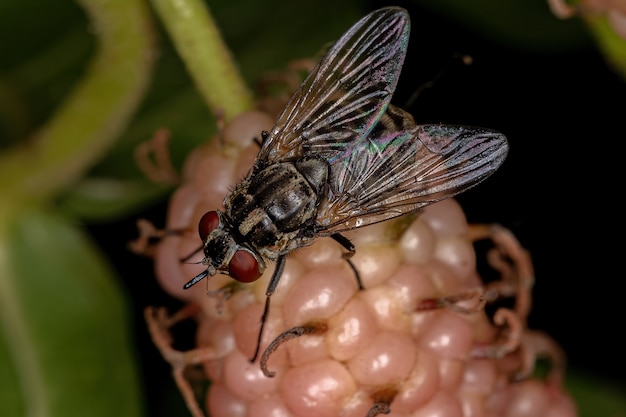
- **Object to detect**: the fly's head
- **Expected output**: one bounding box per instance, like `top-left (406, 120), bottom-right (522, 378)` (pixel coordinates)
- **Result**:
top-left (198, 211), bottom-right (266, 283)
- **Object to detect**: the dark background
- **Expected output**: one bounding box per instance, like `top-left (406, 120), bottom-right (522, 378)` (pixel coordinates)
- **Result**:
top-left (87, 0), bottom-right (625, 413)
top-left (383, 0), bottom-right (625, 384)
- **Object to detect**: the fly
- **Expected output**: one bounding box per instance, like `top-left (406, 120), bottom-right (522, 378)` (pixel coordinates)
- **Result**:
top-left (183, 6), bottom-right (509, 362)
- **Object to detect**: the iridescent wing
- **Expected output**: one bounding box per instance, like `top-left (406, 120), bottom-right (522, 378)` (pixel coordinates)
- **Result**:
top-left (314, 110), bottom-right (509, 234)
top-left (254, 6), bottom-right (508, 235)
top-left (257, 7), bottom-right (410, 165)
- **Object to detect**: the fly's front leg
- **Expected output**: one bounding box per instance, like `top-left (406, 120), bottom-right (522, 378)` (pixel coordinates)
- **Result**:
top-left (255, 130), bottom-right (269, 148)
top-left (331, 233), bottom-right (364, 290)
top-left (250, 254), bottom-right (287, 363)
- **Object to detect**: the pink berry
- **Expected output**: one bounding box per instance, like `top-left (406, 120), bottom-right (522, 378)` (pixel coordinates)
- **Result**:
top-left (140, 111), bottom-right (577, 417)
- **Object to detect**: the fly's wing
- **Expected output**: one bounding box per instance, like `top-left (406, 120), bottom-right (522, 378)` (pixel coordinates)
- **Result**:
top-left (314, 122), bottom-right (509, 234)
top-left (257, 7), bottom-right (410, 164)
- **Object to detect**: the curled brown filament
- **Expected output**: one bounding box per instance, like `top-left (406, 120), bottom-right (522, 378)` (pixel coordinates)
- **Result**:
top-left (471, 307), bottom-right (522, 360)
top-left (366, 401), bottom-right (391, 417)
top-left (469, 224), bottom-right (534, 322)
top-left (134, 128), bottom-right (180, 185)
top-left (366, 385), bottom-right (398, 417)
top-left (144, 305), bottom-right (216, 417)
top-left (416, 287), bottom-right (486, 314)
top-left (517, 330), bottom-right (567, 384)
top-left (260, 321), bottom-right (328, 377)
top-left (128, 218), bottom-right (192, 257)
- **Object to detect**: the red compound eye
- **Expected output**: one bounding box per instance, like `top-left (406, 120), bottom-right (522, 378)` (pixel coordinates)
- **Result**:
top-left (198, 211), bottom-right (220, 241)
top-left (229, 249), bottom-right (261, 283)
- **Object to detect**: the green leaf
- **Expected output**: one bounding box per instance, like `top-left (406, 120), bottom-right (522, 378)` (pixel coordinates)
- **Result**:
top-left (0, 0), bottom-right (156, 204)
top-left (0, 208), bottom-right (143, 417)
top-left (583, 13), bottom-right (626, 81)
top-left (58, 0), bottom-right (368, 221)
top-left (566, 368), bottom-right (626, 417)
top-left (150, 0), bottom-right (255, 121)
top-left (57, 177), bottom-right (171, 222)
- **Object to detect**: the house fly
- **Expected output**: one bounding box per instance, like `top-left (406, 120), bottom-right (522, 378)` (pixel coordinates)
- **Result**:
top-left (183, 6), bottom-right (509, 362)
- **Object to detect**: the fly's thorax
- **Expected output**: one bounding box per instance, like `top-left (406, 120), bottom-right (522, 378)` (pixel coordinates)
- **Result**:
top-left (223, 159), bottom-right (328, 256)
top-left (293, 157), bottom-right (328, 195)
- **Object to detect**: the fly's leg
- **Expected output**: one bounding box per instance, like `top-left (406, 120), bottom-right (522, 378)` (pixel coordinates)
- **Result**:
top-left (255, 130), bottom-right (270, 148)
top-left (331, 233), bottom-right (364, 291)
top-left (256, 234), bottom-right (363, 375)
top-left (250, 254), bottom-right (287, 363)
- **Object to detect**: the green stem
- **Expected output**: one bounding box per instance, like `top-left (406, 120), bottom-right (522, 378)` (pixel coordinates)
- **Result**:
top-left (150, 0), bottom-right (255, 121)
top-left (0, 0), bottom-right (155, 209)
top-left (0, 1), bottom-right (154, 415)
top-left (584, 14), bottom-right (626, 80)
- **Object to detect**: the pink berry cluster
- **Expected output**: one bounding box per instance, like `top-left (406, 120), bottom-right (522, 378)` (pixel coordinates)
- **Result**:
top-left (136, 111), bottom-right (577, 417)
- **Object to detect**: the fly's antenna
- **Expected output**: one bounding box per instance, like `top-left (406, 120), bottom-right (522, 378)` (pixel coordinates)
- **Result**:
top-left (403, 52), bottom-right (473, 109)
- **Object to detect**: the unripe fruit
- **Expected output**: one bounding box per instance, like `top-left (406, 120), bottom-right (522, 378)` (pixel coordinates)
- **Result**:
top-left (141, 111), bottom-right (576, 417)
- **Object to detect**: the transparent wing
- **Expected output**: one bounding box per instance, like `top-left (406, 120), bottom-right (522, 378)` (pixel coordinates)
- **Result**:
top-left (314, 122), bottom-right (509, 234)
top-left (257, 7), bottom-right (410, 165)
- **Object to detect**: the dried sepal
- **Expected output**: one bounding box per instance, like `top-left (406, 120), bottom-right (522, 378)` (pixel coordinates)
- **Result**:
top-left (144, 305), bottom-right (217, 417)
top-left (134, 128), bottom-right (180, 185)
